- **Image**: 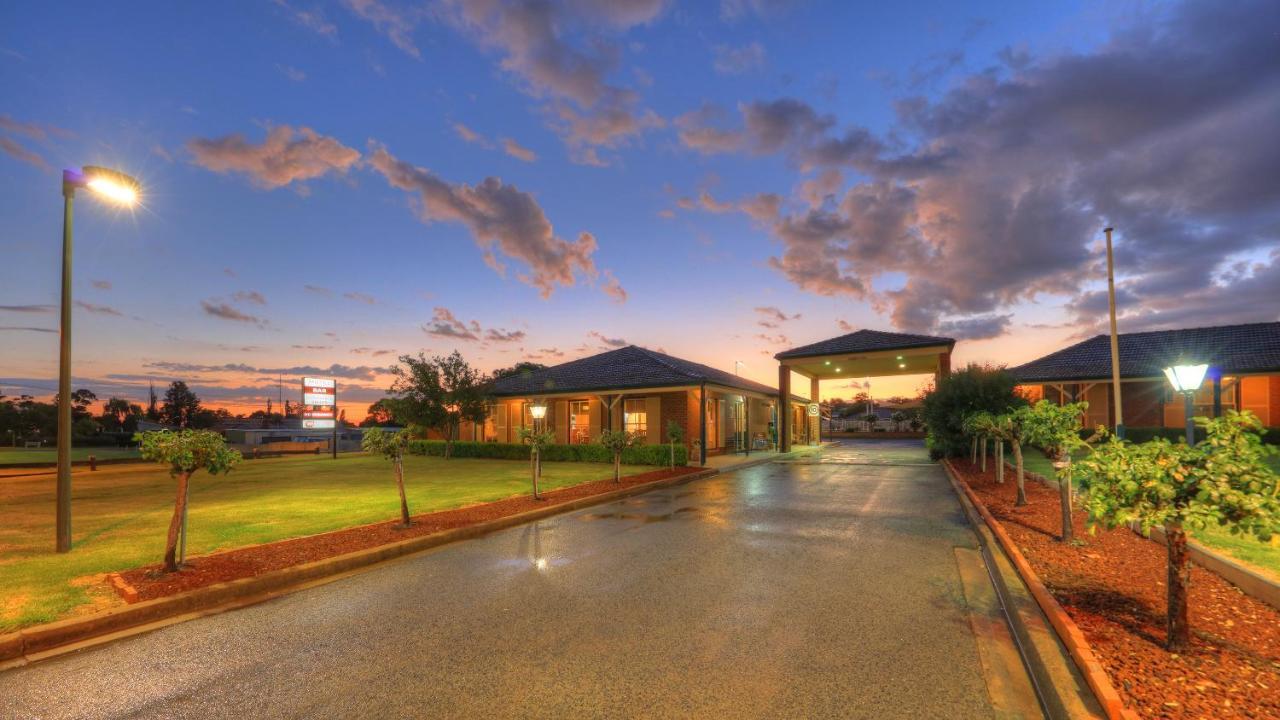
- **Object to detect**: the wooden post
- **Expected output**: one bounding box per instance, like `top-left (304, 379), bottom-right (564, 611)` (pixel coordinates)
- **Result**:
top-left (699, 383), bottom-right (708, 465)
top-left (778, 365), bottom-right (791, 453)
top-left (810, 375), bottom-right (820, 445)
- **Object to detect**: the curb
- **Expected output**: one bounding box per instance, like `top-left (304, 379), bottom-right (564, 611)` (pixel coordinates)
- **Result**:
top-left (943, 460), bottom-right (1137, 720)
top-left (0, 467), bottom-right (718, 669)
top-left (1009, 461), bottom-right (1280, 612)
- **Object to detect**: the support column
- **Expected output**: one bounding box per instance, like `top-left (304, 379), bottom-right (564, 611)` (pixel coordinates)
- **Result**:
top-left (810, 375), bottom-right (820, 445)
top-left (699, 383), bottom-right (707, 465)
top-left (1212, 374), bottom-right (1222, 418)
top-left (778, 365), bottom-right (791, 453)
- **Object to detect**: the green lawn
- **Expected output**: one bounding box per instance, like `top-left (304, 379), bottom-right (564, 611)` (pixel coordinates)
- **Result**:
top-left (1015, 446), bottom-right (1280, 580)
top-left (0, 446), bottom-right (141, 465)
top-left (0, 453), bottom-right (647, 631)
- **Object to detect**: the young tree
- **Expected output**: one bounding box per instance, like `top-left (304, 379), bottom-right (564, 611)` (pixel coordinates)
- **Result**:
top-left (386, 352), bottom-right (489, 459)
top-left (1076, 412), bottom-right (1280, 650)
top-left (160, 381), bottom-right (202, 429)
top-left (862, 412), bottom-right (879, 431)
top-left (362, 427), bottom-right (413, 526)
top-left (517, 426), bottom-right (555, 499)
top-left (135, 430), bottom-right (241, 572)
top-left (890, 410), bottom-right (907, 432)
top-left (665, 419), bottom-right (684, 470)
top-left (599, 430), bottom-right (635, 484)
top-left (1023, 400), bottom-right (1093, 542)
top-left (921, 364), bottom-right (1024, 458)
top-left (993, 408), bottom-right (1032, 506)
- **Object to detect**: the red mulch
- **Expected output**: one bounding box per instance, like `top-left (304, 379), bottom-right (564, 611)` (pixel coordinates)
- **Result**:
top-left (117, 466), bottom-right (701, 601)
top-left (955, 460), bottom-right (1280, 720)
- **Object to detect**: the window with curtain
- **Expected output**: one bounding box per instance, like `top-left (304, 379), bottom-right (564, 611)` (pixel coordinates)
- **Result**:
top-left (569, 400), bottom-right (590, 444)
top-left (623, 398), bottom-right (647, 441)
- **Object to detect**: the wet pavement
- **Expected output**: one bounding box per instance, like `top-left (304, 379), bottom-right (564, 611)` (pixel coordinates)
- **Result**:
top-left (1, 440), bottom-right (999, 719)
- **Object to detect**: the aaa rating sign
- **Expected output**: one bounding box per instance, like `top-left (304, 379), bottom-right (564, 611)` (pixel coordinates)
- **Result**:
top-left (302, 377), bottom-right (337, 429)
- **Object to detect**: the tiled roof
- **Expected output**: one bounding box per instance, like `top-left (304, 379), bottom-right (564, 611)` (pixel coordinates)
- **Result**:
top-left (490, 346), bottom-right (780, 397)
top-left (1010, 322), bottom-right (1280, 383)
top-left (775, 329), bottom-right (955, 360)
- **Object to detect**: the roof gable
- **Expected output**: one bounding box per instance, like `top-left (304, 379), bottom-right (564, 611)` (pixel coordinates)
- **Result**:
top-left (775, 328), bottom-right (955, 360)
top-left (490, 346), bottom-right (778, 397)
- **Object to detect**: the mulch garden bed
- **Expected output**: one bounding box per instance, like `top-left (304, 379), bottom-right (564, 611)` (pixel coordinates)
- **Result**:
top-left (954, 459), bottom-right (1280, 719)
top-left (115, 466), bottom-right (702, 602)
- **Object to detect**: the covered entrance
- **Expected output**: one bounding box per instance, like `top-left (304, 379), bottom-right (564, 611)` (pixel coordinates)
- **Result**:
top-left (775, 329), bottom-right (955, 452)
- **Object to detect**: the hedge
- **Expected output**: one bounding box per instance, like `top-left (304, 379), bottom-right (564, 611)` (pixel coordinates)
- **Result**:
top-left (406, 439), bottom-right (688, 466)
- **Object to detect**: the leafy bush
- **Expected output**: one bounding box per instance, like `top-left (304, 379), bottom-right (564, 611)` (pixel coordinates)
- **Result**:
top-left (406, 439), bottom-right (685, 466)
top-left (922, 364), bottom-right (1025, 458)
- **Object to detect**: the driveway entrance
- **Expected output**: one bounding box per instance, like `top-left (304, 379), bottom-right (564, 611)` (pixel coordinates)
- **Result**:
top-left (0, 442), bottom-right (1033, 719)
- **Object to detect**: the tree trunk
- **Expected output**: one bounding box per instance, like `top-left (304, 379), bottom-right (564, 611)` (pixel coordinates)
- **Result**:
top-left (163, 471), bottom-right (192, 572)
top-left (1058, 454), bottom-right (1073, 542)
top-left (980, 437), bottom-right (987, 472)
top-left (1165, 522), bottom-right (1191, 650)
top-left (1011, 441), bottom-right (1027, 506)
top-left (995, 441), bottom-right (1004, 484)
top-left (971, 436), bottom-right (977, 465)
top-left (395, 457), bottom-right (411, 526)
top-left (613, 453), bottom-right (621, 484)
top-left (670, 442), bottom-right (675, 470)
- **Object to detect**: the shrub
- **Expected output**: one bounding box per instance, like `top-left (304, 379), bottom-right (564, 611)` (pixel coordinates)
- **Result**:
top-left (922, 364), bottom-right (1025, 457)
top-left (406, 439), bottom-right (684, 466)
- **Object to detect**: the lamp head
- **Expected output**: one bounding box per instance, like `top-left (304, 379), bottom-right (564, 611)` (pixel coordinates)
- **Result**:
top-left (1162, 364), bottom-right (1208, 394)
top-left (529, 400), bottom-right (547, 420)
top-left (64, 166), bottom-right (141, 206)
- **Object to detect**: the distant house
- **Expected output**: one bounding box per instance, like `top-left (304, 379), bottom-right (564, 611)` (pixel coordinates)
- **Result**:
top-left (486, 345), bottom-right (809, 463)
top-left (1010, 321), bottom-right (1280, 428)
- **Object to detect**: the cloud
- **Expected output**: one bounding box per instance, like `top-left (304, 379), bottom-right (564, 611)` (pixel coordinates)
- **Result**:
top-left (272, 0), bottom-right (339, 38)
top-left (0, 326), bottom-right (56, 333)
top-left (343, 291), bottom-right (377, 305)
top-left (484, 328), bottom-right (526, 342)
top-left (453, 122), bottom-right (490, 146)
top-left (188, 125), bottom-right (360, 190)
top-left (0, 304), bottom-right (54, 313)
top-left (754, 305), bottom-right (800, 328)
top-left (145, 360), bottom-right (390, 382)
top-left (501, 137), bottom-right (537, 162)
top-left (291, 344), bottom-right (330, 350)
top-left (601, 269), bottom-right (627, 303)
top-left (91, 280), bottom-right (112, 290)
top-left (75, 301), bottom-right (123, 316)
top-left (423, 306), bottom-right (481, 341)
top-left (368, 142), bottom-right (600, 297)
top-left (589, 330), bottom-right (627, 348)
top-left (342, 0), bottom-right (423, 57)
top-left (232, 290), bottom-right (267, 305)
top-left (276, 63), bottom-right (307, 82)
top-left (713, 42), bottom-right (766, 75)
top-left (837, 319), bottom-right (854, 332)
top-left (351, 347), bottom-right (396, 356)
top-left (0, 114), bottom-right (74, 141)
top-left (438, 0), bottom-right (666, 160)
top-left (719, 0), bottom-right (796, 20)
top-left (935, 314), bottom-right (1012, 340)
top-left (0, 137), bottom-right (48, 171)
top-left (679, 0), bottom-right (1280, 338)
top-left (304, 284), bottom-right (333, 297)
top-left (201, 300), bottom-right (265, 326)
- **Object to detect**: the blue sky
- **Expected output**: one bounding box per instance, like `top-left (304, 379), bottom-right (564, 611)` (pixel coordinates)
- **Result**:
top-left (3, 0), bottom-right (1277, 411)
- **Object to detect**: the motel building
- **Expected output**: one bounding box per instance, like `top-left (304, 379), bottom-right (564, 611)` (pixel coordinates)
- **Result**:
top-left (1009, 321), bottom-right (1280, 428)
top-left (475, 330), bottom-right (957, 463)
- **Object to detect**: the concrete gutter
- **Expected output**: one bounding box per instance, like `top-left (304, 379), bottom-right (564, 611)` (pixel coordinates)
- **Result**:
top-left (942, 460), bottom-right (1137, 720)
top-left (0, 467), bottom-right (719, 670)
top-left (1014, 462), bottom-right (1280, 612)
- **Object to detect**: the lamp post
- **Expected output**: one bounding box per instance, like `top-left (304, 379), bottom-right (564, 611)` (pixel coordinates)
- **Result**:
top-left (529, 399), bottom-right (547, 479)
top-left (1162, 364), bottom-right (1208, 447)
top-left (56, 166), bottom-right (141, 553)
top-left (1104, 227), bottom-right (1125, 439)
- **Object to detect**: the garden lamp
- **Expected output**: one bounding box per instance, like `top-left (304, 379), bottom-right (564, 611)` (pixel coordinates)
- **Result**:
top-left (1162, 363), bottom-right (1208, 446)
top-left (56, 165), bottom-right (143, 553)
top-left (529, 399), bottom-right (547, 430)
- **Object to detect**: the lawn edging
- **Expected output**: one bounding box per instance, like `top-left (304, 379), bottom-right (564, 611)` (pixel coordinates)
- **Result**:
top-left (1012, 461), bottom-right (1280, 612)
top-left (942, 459), bottom-right (1137, 720)
top-left (0, 466), bottom-right (718, 669)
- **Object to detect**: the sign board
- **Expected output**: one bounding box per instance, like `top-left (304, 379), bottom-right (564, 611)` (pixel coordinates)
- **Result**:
top-left (302, 377), bottom-right (337, 429)
top-left (807, 403), bottom-right (820, 417)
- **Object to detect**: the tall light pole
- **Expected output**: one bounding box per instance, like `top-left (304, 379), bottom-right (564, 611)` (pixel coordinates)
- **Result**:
top-left (1104, 227), bottom-right (1124, 439)
top-left (57, 166), bottom-right (141, 553)
top-left (1163, 364), bottom-right (1208, 447)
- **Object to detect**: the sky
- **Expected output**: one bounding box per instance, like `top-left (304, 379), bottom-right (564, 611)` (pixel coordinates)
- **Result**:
top-left (1, 0), bottom-right (1278, 415)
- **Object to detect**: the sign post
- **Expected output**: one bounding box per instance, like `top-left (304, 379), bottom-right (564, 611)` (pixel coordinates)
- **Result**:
top-left (302, 377), bottom-right (337, 457)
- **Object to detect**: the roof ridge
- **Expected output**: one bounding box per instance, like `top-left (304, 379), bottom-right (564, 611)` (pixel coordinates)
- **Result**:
top-left (630, 345), bottom-right (704, 380)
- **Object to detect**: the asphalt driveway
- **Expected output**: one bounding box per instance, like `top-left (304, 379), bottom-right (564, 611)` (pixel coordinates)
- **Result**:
top-left (1, 440), bottom-right (1001, 719)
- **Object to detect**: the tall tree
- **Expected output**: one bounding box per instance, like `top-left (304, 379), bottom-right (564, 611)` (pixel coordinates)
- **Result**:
top-left (146, 381), bottom-right (160, 422)
top-left (387, 352), bottom-right (489, 459)
top-left (160, 381), bottom-right (202, 429)
top-left (100, 397), bottom-right (144, 433)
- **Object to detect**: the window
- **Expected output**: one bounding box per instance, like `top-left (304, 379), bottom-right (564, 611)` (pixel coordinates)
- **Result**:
top-left (569, 400), bottom-right (591, 444)
top-left (623, 398), bottom-right (647, 441)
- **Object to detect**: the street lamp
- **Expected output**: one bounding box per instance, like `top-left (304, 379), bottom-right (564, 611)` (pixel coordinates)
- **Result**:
top-left (529, 399), bottom-right (548, 483)
top-left (57, 165), bottom-right (141, 553)
top-left (1163, 363), bottom-right (1208, 447)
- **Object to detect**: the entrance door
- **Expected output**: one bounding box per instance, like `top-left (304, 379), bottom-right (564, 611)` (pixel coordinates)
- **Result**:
top-left (705, 399), bottom-right (720, 450)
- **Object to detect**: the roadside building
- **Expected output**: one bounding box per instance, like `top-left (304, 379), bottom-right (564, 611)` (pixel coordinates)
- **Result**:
top-left (1009, 321), bottom-right (1280, 428)
top-left (488, 345), bottom-right (801, 464)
